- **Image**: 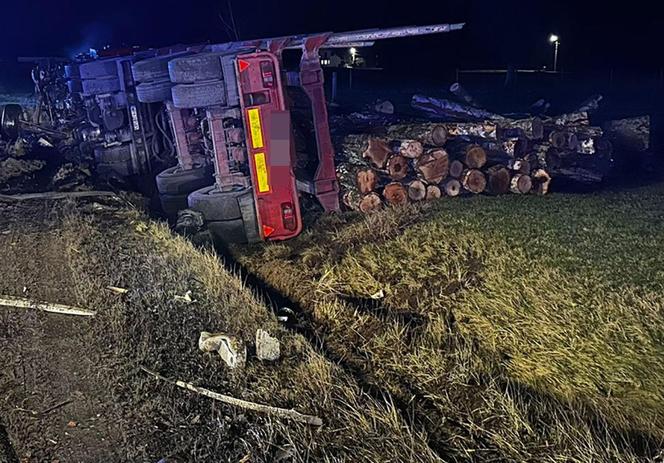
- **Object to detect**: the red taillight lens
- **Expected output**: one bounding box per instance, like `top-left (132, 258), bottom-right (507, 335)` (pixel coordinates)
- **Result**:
top-left (281, 202), bottom-right (296, 231)
top-left (260, 61), bottom-right (275, 88)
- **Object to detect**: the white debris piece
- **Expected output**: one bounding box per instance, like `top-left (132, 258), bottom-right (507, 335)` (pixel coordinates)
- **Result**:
top-left (256, 329), bottom-right (280, 361)
top-left (198, 332), bottom-right (247, 369)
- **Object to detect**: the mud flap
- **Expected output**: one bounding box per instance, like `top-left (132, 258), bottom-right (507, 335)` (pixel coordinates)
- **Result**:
top-left (238, 193), bottom-right (261, 243)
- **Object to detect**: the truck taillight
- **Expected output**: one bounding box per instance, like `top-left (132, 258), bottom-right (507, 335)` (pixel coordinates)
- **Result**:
top-left (281, 202), bottom-right (296, 231)
top-left (260, 61), bottom-right (275, 88)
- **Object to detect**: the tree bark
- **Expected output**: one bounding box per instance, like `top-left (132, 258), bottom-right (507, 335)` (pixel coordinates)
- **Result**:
top-left (385, 123), bottom-right (448, 146)
top-left (412, 94), bottom-right (505, 121)
top-left (398, 140), bottom-right (424, 159)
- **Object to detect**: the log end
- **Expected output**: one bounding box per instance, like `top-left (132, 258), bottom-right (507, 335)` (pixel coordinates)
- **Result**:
top-left (383, 182), bottom-right (409, 207)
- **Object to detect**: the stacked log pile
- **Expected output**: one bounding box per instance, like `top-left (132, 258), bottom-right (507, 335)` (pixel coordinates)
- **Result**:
top-left (336, 93), bottom-right (616, 211)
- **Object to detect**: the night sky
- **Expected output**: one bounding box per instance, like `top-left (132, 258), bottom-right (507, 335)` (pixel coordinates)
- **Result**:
top-left (1, 0), bottom-right (662, 72)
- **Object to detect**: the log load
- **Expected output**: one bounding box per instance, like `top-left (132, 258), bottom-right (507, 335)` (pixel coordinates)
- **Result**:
top-left (461, 169), bottom-right (487, 194)
top-left (463, 145), bottom-right (487, 169)
top-left (416, 149), bottom-right (449, 184)
top-left (342, 191), bottom-right (383, 213)
top-left (383, 182), bottom-right (409, 206)
top-left (386, 124), bottom-right (449, 147)
top-left (399, 140), bottom-right (424, 159)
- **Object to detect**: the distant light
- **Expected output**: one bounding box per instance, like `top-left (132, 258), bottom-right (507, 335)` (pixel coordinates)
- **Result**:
top-left (350, 47), bottom-right (357, 56)
top-left (549, 34), bottom-right (559, 43)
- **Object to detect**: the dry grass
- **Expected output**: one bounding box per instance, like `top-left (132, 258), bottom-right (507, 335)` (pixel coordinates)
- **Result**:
top-left (0, 198), bottom-right (440, 462)
top-left (233, 184), bottom-right (664, 462)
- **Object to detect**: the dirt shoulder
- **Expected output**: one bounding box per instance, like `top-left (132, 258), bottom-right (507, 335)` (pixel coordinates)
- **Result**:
top-left (0, 196), bottom-right (436, 462)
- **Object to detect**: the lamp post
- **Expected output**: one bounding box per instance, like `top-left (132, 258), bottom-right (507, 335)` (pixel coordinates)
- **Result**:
top-left (549, 34), bottom-right (560, 72)
top-left (349, 47), bottom-right (357, 66)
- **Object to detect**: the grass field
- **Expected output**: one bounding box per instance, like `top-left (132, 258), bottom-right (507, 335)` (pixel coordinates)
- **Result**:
top-left (233, 183), bottom-right (664, 462)
top-left (0, 197), bottom-right (439, 462)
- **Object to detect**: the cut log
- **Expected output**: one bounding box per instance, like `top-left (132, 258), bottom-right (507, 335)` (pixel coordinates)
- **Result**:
top-left (356, 169), bottom-right (378, 194)
top-left (442, 178), bottom-right (462, 197)
top-left (486, 166), bottom-right (511, 195)
top-left (551, 111), bottom-right (589, 126)
top-left (461, 169), bottom-right (487, 194)
top-left (386, 155), bottom-right (409, 181)
top-left (446, 121), bottom-right (498, 139)
top-left (399, 140), bottom-right (424, 159)
top-left (363, 137), bottom-right (393, 169)
top-left (448, 160), bottom-right (464, 179)
top-left (506, 158), bottom-right (531, 174)
top-left (464, 145), bottom-right (487, 169)
top-left (415, 149), bottom-right (449, 184)
top-left (411, 94), bottom-right (505, 121)
top-left (407, 180), bottom-right (427, 201)
top-left (450, 82), bottom-right (481, 108)
top-left (386, 123), bottom-right (448, 146)
top-left (531, 169), bottom-right (552, 195)
top-left (510, 174), bottom-right (532, 194)
top-left (549, 131), bottom-right (568, 150)
top-left (499, 117), bottom-right (544, 140)
top-left (359, 192), bottom-right (383, 213)
top-left (426, 185), bottom-right (442, 200)
top-left (383, 182), bottom-right (409, 206)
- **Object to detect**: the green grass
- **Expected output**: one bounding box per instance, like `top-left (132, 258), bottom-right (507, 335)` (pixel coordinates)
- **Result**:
top-left (233, 183), bottom-right (664, 462)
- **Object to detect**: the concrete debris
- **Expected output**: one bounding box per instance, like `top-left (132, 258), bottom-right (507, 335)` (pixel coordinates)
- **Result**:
top-left (198, 332), bottom-right (247, 369)
top-left (256, 329), bottom-right (280, 361)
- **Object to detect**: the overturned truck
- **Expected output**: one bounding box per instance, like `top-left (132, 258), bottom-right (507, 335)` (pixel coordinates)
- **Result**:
top-left (2, 23), bottom-right (465, 243)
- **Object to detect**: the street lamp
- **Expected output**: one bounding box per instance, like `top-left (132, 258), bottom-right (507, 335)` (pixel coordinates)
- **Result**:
top-left (350, 47), bottom-right (357, 66)
top-left (549, 34), bottom-right (560, 72)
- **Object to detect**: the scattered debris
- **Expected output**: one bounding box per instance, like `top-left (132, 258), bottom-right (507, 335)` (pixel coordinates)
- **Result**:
top-left (255, 329), bottom-right (280, 361)
top-left (141, 366), bottom-right (323, 426)
top-left (106, 286), bottom-right (129, 295)
top-left (0, 295), bottom-right (96, 317)
top-left (374, 100), bottom-right (395, 115)
top-left (198, 332), bottom-right (247, 369)
top-left (277, 307), bottom-right (295, 323)
top-left (0, 190), bottom-right (116, 202)
top-left (0, 157), bottom-right (46, 184)
top-left (66, 421), bottom-right (77, 428)
top-left (174, 290), bottom-right (195, 304)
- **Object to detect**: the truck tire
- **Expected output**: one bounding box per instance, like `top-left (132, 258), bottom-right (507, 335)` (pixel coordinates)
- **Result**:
top-left (160, 193), bottom-right (189, 217)
top-left (82, 77), bottom-right (121, 96)
top-left (94, 144), bottom-right (132, 164)
top-left (1, 104), bottom-right (22, 140)
top-left (132, 52), bottom-right (190, 83)
top-left (168, 53), bottom-right (224, 83)
top-left (155, 165), bottom-right (213, 195)
top-left (136, 79), bottom-right (174, 103)
top-left (187, 185), bottom-right (253, 221)
top-left (172, 81), bottom-right (226, 109)
top-left (79, 59), bottom-right (118, 79)
top-left (207, 219), bottom-right (249, 244)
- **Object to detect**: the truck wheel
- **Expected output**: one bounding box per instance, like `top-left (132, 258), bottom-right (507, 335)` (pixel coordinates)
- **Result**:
top-left (136, 80), bottom-right (174, 103)
top-left (79, 59), bottom-right (118, 79)
top-left (160, 193), bottom-right (189, 217)
top-left (132, 52), bottom-right (190, 83)
top-left (187, 185), bottom-right (253, 221)
top-left (82, 77), bottom-right (121, 96)
top-left (1, 104), bottom-right (23, 140)
top-left (94, 144), bottom-right (132, 164)
top-left (168, 53), bottom-right (224, 83)
top-left (172, 81), bottom-right (226, 109)
top-left (207, 219), bottom-right (249, 244)
top-left (155, 165), bottom-right (213, 195)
